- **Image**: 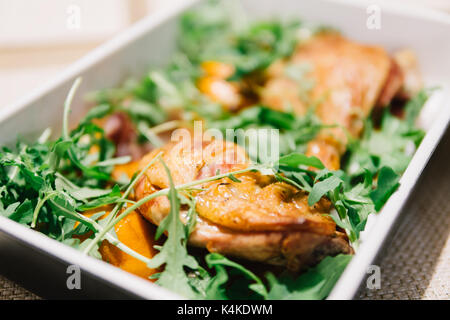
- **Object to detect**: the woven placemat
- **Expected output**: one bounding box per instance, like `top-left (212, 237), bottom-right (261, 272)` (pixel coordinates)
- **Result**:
top-left (357, 127), bottom-right (450, 300)
top-left (1, 130), bottom-right (449, 300)
top-left (0, 275), bottom-right (39, 300)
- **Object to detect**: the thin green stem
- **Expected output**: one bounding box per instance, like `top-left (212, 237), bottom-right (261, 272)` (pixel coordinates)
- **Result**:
top-left (31, 192), bottom-right (58, 228)
top-left (63, 77), bottom-right (82, 140)
top-left (7, 146), bottom-right (27, 182)
top-left (149, 120), bottom-right (185, 135)
top-left (138, 122), bottom-right (164, 148)
top-left (68, 207), bottom-right (152, 264)
top-left (37, 128), bottom-right (52, 144)
top-left (103, 152), bottom-right (163, 227)
top-left (83, 152), bottom-right (163, 255)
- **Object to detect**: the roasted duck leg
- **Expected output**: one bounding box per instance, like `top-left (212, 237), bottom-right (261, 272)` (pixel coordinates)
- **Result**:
top-left (134, 138), bottom-right (352, 271)
top-left (261, 32), bottom-right (421, 169)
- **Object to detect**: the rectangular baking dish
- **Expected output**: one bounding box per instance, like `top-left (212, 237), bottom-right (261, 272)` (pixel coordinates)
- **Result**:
top-left (0, 0), bottom-right (449, 300)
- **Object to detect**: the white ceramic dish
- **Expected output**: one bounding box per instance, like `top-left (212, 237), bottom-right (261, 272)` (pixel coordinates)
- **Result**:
top-left (0, 0), bottom-right (449, 299)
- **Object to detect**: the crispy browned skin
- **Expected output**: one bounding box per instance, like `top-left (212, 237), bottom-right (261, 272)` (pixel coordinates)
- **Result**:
top-left (134, 139), bottom-right (352, 271)
top-left (262, 33), bottom-right (393, 169)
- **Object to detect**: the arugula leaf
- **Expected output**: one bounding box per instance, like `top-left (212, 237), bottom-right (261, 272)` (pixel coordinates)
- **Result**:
top-left (275, 154), bottom-right (399, 244)
top-left (179, 0), bottom-right (300, 79)
top-left (77, 185), bottom-right (122, 211)
top-left (19, 165), bottom-right (45, 191)
top-left (308, 175), bottom-right (343, 206)
top-left (8, 200), bottom-right (35, 225)
top-left (0, 78), bottom-right (131, 248)
top-left (208, 107), bottom-right (323, 162)
top-left (81, 104), bottom-right (112, 124)
top-left (49, 140), bottom-right (72, 170)
top-left (370, 166), bottom-right (400, 211)
top-left (267, 254), bottom-right (352, 300)
top-left (205, 253), bottom-right (268, 299)
top-left (147, 159), bottom-right (199, 298)
top-left (123, 99), bottom-right (167, 125)
top-left (404, 88), bottom-right (432, 127)
top-left (344, 89), bottom-right (430, 177)
top-left (49, 196), bottom-right (95, 231)
top-left (78, 238), bottom-right (102, 259)
top-left (55, 174), bottom-right (113, 201)
top-left (0, 202), bottom-right (20, 217)
top-left (277, 153), bottom-right (325, 170)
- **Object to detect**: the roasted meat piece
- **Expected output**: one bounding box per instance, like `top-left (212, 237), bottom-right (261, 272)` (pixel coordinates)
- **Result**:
top-left (261, 33), bottom-right (421, 169)
top-left (263, 33), bottom-right (391, 138)
top-left (134, 138), bottom-right (352, 271)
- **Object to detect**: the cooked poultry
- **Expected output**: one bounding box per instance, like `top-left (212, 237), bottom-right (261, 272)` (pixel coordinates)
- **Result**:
top-left (109, 33), bottom-right (421, 275)
top-left (134, 138), bottom-right (352, 271)
top-left (261, 32), bottom-right (421, 169)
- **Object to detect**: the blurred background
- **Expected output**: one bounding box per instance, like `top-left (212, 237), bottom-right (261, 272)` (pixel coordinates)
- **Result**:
top-left (0, 0), bottom-right (184, 107)
top-left (0, 0), bottom-right (449, 108)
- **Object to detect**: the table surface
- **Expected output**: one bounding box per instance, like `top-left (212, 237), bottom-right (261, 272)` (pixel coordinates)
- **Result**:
top-left (0, 0), bottom-right (449, 300)
top-left (357, 128), bottom-right (450, 299)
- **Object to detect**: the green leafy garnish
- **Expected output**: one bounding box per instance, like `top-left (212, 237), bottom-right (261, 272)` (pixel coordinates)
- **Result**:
top-left (277, 153), bottom-right (325, 170)
top-left (209, 107), bottom-right (323, 162)
top-left (345, 89), bottom-right (431, 177)
top-left (147, 159), bottom-right (200, 298)
top-left (179, 0), bottom-right (300, 79)
top-left (267, 255), bottom-right (352, 300)
top-left (370, 167), bottom-right (400, 211)
top-left (0, 0), bottom-right (431, 302)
